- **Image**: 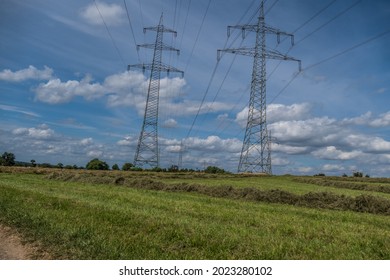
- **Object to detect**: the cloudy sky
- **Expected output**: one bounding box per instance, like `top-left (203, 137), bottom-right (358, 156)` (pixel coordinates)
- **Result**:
top-left (1, 0), bottom-right (390, 175)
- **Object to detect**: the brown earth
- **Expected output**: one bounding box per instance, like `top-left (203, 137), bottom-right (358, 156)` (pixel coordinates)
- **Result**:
top-left (0, 224), bottom-right (50, 260)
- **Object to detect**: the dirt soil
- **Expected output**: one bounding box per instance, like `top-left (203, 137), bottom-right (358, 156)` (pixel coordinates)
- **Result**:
top-left (0, 224), bottom-right (50, 260)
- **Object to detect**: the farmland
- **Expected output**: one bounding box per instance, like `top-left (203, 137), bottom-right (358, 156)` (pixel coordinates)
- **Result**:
top-left (0, 167), bottom-right (390, 259)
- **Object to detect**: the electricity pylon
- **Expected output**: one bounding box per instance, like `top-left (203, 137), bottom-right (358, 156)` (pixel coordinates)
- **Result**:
top-left (218, 0), bottom-right (301, 174)
top-left (129, 14), bottom-right (184, 168)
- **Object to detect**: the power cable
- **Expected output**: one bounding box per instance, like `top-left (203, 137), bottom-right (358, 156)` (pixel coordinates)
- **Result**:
top-left (185, 60), bottom-right (220, 139)
top-left (179, 0), bottom-right (192, 50)
top-left (295, 0), bottom-right (362, 46)
top-left (123, 0), bottom-right (141, 62)
top-left (186, 0), bottom-right (260, 138)
top-left (265, 0), bottom-right (279, 15)
top-left (293, 0), bottom-right (338, 35)
top-left (269, 28), bottom-right (390, 105)
top-left (185, 0), bottom-right (260, 139)
top-left (268, 71), bottom-right (301, 105)
top-left (268, 0), bottom-right (339, 80)
top-left (184, 0), bottom-right (212, 72)
top-left (93, 0), bottom-right (126, 68)
top-left (137, 0), bottom-right (144, 27)
top-left (217, 0), bottom-right (360, 138)
top-left (304, 28), bottom-right (390, 71)
top-left (267, 0), bottom-right (359, 99)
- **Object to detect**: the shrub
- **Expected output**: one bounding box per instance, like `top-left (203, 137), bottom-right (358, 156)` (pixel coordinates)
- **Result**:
top-left (86, 158), bottom-right (109, 170)
top-left (204, 166), bottom-right (227, 174)
top-left (122, 163), bottom-right (134, 171)
top-left (1, 152), bottom-right (15, 166)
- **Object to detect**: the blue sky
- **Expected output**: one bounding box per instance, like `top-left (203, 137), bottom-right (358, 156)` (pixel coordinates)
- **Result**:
top-left (1, 0), bottom-right (390, 175)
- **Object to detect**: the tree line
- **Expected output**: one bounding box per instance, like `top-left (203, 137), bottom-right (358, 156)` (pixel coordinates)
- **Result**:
top-left (1, 152), bottom-right (229, 174)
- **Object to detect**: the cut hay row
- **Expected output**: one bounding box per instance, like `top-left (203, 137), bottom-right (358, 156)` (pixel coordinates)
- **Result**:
top-left (294, 177), bottom-right (390, 194)
top-left (46, 172), bottom-right (390, 216)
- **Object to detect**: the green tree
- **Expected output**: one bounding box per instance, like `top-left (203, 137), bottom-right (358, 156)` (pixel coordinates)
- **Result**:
top-left (1, 152), bottom-right (15, 166)
top-left (204, 166), bottom-right (227, 174)
top-left (112, 164), bottom-right (120, 170)
top-left (122, 162), bottom-right (134, 171)
top-left (86, 158), bottom-right (109, 170)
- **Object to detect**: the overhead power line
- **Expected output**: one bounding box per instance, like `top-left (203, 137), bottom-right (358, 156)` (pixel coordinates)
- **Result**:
top-left (184, 0), bottom-right (212, 72)
top-left (296, 0), bottom-right (362, 45)
top-left (304, 28), bottom-right (390, 71)
top-left (265, 0), bottom-right (279, 15)
top-left (292, 0), bottom-right (338, 35)
top-left (268, 0), bottom-right (342, 79)
top-left (267, 0), bottom-right (361, 100)
top-left (269, 28), bottom-right (390, 105)
top-left (137, 0), bottom-right (144, 28)
top-left (93, 0), bottom-right (126, 68)
top-left (123, 0), bottom-right (141, 62)
top-left (185, 0), bottom-right (261, 139)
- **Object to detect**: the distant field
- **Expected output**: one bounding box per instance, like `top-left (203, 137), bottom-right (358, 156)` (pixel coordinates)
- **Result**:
top-left (0, 167), bottom-right (389, 259)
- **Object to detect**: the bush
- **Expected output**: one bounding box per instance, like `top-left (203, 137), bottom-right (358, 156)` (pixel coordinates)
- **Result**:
top-left (86, 158), bottom-right (109, 170)
top-left (122, 163), bottom-right (134, 171)
top-left (353, 171), bottom-right (363, 177)
top-left (204, 166), bottom-right (227, 174)
top-left (1, 152), bottom-right (15, 166)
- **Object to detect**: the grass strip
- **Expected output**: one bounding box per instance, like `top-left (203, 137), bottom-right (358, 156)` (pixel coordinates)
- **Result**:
top-left (46, 172), bottom-right (390, 216)
top-left (1, 173), bottom-right (390, 259)
top-left (294, 177), bottom-right (390, 194)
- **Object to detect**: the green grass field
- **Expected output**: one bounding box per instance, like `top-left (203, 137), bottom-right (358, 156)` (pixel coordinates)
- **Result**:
top-left (1, 167), bottom-right (390, 259)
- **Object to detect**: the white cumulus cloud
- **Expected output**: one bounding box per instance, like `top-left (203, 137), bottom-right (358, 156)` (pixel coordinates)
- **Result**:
top-left (235, 103), bottom-right (312, 128)
top-left (80, 1), bottom-right (126, 26)
top-left (268, 103), bottom-right (312, 123)
top-left (321, 164), bottom-right (344, 172)
top-left (80, 138), bottom-right (94, 146)
top-left (34, 75), bottom-right (105, 104)
top-left (0, 65), bottom-right (53, 82)
top-left (184, 135), bottom-right (242, 153)
top-left (312, 146), bottom-right (364, 160)
top-left (162, 118), bottom-right (178, 128)
top-left (87, 150), bottom-right (103, 158)
top-left (12, 124), bottom-right (56, 140)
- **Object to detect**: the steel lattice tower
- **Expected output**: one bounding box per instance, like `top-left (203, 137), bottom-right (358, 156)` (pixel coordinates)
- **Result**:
top-left (129, 14), bottom-right (184, 168)
top-left (218, 1), bottom-right (300, 174)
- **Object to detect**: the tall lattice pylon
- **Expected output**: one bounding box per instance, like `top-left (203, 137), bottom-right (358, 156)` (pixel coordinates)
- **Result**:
top-left (129, 14), bottom-right (184, 168)
top-left (218, 1), bottom-right (301, 174)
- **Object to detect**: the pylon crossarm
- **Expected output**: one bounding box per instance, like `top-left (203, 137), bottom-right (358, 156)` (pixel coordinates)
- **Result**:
top-left (219, 48), bottom-right (296, 61)
top-left (227, 24), bottom-right (255, 38)
top-left (127, 64), bottom-right (144, 71)
top-left (227, 24), bottom-right (294, 44)
top-left (137, 43), bottom-right (180, 54)
top-left (128, 63), bottom-right (184, 77)
top-left (144, 26), bottom-right (177, 36)
top-left (217, 47), bottom-right (256, 60)
top-left (153, 63), bottom-right (184, 77)
top-left (264, 25), bottom-right (294, 45)
top-left (266, 50), bottom-right (301, 71)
